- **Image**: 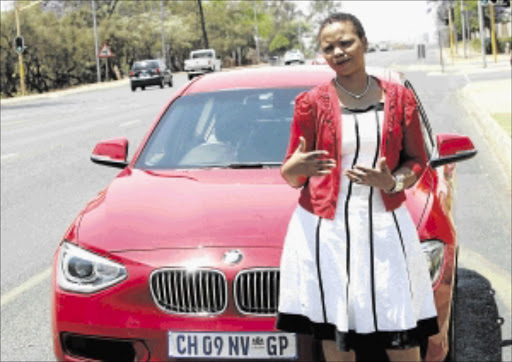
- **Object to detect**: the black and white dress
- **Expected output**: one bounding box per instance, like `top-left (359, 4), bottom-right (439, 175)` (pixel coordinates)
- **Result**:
top-left (276, 103), bottom-right (439, 350)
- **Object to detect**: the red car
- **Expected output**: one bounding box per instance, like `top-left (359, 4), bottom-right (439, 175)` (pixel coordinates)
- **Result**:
top-left (52, 66), bottom-right (476, 361)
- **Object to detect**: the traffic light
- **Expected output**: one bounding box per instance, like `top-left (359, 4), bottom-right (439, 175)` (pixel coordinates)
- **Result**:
top-left (14, 36), bottom-right (24, 53)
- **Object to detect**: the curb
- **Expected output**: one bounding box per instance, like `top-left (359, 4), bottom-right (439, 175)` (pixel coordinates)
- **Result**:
top-left (0, 78), bottom-right (130, 106)
top-left (0, 65), bottom-right (269, 106)
top-left (457, 86), bottom-right (511, 184)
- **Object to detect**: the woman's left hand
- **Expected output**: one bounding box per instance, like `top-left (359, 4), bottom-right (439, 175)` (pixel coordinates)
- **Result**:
top-left (345, 157), bottom-right (395, 191)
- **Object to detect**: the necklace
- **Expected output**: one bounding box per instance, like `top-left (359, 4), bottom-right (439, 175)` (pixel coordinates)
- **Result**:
top-left (334, 75), bottom-right (371, 100)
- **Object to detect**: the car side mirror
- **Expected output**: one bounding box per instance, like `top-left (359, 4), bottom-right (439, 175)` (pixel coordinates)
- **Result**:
top-left (429, 133), bottom-right (477, 168)
top-left (91, 138), bottom-right (129, 168)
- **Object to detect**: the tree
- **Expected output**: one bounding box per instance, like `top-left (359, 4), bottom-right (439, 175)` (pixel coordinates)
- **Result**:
top-left (0, 0), bottom-right (319, 97)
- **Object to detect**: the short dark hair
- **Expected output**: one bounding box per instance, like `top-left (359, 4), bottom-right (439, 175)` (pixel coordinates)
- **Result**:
top-left (317, 13), bottom-right (366, 43)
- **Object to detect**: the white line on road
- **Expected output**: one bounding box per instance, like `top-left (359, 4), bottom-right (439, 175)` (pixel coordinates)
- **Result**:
top-left (119, 119), bottom-right (142, 128)
top-left (1, 267), bottom-right (52, 307)
top-left (1, 153), bottom-right (18, 161)
top-left (1, 120), bottom-right (28, 126)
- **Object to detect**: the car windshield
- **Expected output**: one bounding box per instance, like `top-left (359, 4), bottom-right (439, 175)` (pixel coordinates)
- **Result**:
top-left (132, 61), bottom-right (159, 70)
top-left (192, 51), bottom-right (214, 59)
top-left (135, 88), bottom-right (309, 170)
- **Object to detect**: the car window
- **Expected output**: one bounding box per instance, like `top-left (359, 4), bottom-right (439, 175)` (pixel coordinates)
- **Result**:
top-left (404, 81), bottom-right (434, 159)
top-left (135, 88), bottom-right (309, 169)
top-left (192, 51), bottom-right (214, 59)
top-left (132, 60), bottom-right (160, 70)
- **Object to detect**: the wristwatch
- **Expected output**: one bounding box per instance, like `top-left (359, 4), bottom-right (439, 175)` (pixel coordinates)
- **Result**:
top-left (389, 174), bottom-right (405, 193)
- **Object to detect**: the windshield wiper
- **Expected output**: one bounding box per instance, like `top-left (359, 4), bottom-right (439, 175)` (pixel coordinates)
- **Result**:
top-left (224, 162), bottom-right (282, 169)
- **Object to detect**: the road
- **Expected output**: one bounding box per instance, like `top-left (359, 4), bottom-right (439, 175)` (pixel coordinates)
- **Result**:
top-left (1, 48), bottom-right (510, 361)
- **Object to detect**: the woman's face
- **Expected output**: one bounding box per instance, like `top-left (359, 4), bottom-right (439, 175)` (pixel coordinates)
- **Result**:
top-left (319, 21), bottom-right (367, 77)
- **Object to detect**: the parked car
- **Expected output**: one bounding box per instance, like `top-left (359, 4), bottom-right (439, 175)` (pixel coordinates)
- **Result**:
top-left (378, 43), bottom-right (389, 51)
top-left (311, 53), bottom-right (327, 65)
top-left (52, 66), bottom-right (476, 362)
top-left (283, 50), bottom-right (305, 65)
top-left (367, 43), bottom-right (377, 53)
top-left (184, 49), bottom-right (222, 80)
top-left (129, 59), bottom-right (173, 91)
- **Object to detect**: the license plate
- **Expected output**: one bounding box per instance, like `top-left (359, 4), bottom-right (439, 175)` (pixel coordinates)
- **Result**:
top-left (168, 332), bottom-right (297, 359)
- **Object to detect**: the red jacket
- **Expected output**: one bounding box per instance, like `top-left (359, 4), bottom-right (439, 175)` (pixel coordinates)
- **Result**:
top-left (282, 77), bottom-right (427, 220)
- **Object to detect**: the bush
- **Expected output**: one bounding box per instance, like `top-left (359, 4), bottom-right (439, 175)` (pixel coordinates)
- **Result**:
top-left (471, 36), bottom-right (512, 54)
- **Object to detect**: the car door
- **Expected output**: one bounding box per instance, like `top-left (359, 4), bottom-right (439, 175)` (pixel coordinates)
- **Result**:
top-left (402, 81), bottom-right (437, 231)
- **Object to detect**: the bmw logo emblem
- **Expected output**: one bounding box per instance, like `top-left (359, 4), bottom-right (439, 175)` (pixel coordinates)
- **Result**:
top-left (222, 250), bottom-right (243, 265)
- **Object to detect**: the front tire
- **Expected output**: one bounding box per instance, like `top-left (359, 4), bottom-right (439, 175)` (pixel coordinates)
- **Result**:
top-left (445, 254), bottom-right (458, 361)
top-left (160, 78), bottom-right (164, 89)
top-left (141, 86), bottom-right (146, 91)
top-left (168, 76), bottom-right (173, 87)
top-left (188, 74), bottom-right (193, 80)
top-left (131, 85), bottom-right (136, 92)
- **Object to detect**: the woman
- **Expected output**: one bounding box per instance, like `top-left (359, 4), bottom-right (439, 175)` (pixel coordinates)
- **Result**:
top-left (276, 13), bottom-right (439, 362)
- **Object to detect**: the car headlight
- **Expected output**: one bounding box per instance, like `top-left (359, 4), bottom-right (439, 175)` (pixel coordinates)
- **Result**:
top-left (421, 240), bottom-right (445, 286)
top-left (57, 242), bottom-right (127, 293)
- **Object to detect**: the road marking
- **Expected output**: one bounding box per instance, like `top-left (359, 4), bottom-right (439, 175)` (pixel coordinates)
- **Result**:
top-left (119, 119), bottom-right (142, 128)
top-left (1, 120), bottom-right (28, 126)
top-left (1, 153), bottom-right (18, 161)
top-left (459, 247), bottom-right (512, 311)
top-left (0, 267), bottom-right (52, 307)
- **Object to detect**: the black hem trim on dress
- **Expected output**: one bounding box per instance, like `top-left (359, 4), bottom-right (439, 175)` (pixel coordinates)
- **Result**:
top-left (276, 312), bottom-right (439, 351)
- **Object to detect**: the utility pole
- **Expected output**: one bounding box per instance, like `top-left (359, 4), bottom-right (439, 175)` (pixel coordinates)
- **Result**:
top-left (298, 22), bottom-right (302, 51)
top-left (478, 0), bottom-right (487, 67)
top-left (448, 5), bottom-right (455, 64)
top-left (438, 29), bottom-right (445, 72)
top-left (91, 0), bottom-right (101, 83)
top-left (160, 0), bottom-right (166, 65)
top-left (197, 0), bottom-right (209, 49)
top-left (253, 3), bottom-right (260, 64)
top-left (14, 2), bottom-right (25, 96)
top-left (490, 2), bottom-right (498, 63)
top-left (461, 0), bottom-right (467, 58)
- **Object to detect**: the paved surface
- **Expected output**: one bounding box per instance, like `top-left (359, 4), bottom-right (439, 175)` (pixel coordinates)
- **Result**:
top-left (1, 49), bottom-right (510, 361)
top-left (395, 51), bottom-right (511, 185)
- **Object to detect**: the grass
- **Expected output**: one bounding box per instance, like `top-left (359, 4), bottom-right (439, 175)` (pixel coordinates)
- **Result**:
top-left (492, 112), bottom-right (512, 137)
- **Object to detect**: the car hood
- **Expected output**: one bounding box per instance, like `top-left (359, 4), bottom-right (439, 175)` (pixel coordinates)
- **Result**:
top-left (77, 168), bottom-right (298, 253)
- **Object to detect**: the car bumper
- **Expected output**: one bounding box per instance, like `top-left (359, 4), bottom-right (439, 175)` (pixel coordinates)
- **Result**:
top-left (52, 241), bottom-right (455, 362)
top-left (185, 68), bottom-right (213, 74)
top-left (51, 247), bottom-right (319, 361)
top-left (424, 241), bottom-right (456, 362)
top-left (130, 77), bottom-right (162, 87)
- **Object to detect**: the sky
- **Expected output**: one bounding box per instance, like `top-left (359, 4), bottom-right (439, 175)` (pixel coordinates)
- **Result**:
top-left (296, 0), bottom-right (436, 44)
top-left (337, 1), bottom-right (435, 43)
top-left (1, 0), bottom-right (437, 43)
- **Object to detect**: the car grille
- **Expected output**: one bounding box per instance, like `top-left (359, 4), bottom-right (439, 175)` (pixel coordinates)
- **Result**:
top-left (234, 268), bottom-right (280, 315)
top-left (150, 269), bottom-right (227, 314)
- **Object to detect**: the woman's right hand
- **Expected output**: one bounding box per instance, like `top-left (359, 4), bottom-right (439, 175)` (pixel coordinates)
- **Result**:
top-left (281, 137), bottom-right (336, 187)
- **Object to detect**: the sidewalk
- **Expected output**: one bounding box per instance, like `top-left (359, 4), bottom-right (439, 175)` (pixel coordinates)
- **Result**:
top-left (451, 51), bottom-right (511, 181)
top-left (395, 48), bottom-right (511, 181)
